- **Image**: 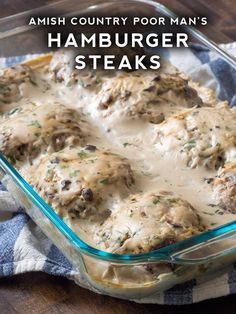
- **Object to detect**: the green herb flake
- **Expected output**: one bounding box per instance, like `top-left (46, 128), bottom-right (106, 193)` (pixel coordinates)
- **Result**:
top-left (167, 198), bottom-right (178, 204)
top-left (100, 178), bottom-right (109, 185)
top-left (207, 204), bottom-right (217, 207)
top-left (32, 145), bottom-right (39, 152)
top-left (77, 151), bottom-right (88, 159)
top-left (123, 142), bottom-right (132, 148)
top-left (153, 198), bottom-right (160, 205)
top-left (60, 164), bottom-right (69, 169)
top-left (183, 139), bottom-right (196, 150)
top-left (8, 107), bottom-right (22, 116)
top-left (28, 120), bottom-right (42, 128)
top-left (0, 84), bottom-right (10, 95)
top-left (69, 170), bottom-right (80, 178)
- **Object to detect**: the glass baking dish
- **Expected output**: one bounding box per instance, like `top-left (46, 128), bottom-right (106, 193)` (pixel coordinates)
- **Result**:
top-left (1, 0), bottom-right (236, 300)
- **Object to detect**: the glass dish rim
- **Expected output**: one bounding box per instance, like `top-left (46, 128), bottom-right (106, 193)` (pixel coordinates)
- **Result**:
top-left (0, 0), bottom-right (236, 265)
top-left (1, 151), bottom-right (236, 265)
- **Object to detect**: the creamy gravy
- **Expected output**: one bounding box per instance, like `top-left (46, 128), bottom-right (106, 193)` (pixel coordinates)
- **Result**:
top-left (0, 54), bottom-right (235, 254)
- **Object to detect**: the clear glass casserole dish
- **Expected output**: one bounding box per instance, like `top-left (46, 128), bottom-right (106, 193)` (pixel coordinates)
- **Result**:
top-left (0, 0), bottom-right (236, 300)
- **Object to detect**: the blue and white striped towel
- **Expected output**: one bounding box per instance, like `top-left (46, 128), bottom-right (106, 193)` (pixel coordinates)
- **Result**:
top-left (1, 42), bottom-right (236, 305)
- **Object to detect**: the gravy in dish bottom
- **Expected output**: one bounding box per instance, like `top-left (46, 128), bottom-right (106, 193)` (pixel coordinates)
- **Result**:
top-left (0, 50), bottom-right (236, 289)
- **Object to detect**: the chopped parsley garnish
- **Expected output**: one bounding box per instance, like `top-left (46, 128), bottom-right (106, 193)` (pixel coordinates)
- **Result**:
top-left (77, 151), bottom-right (88, 159)
top-left (28, 120), bottom-right (42, 128)
top-left (129, 211), bottom-right (134, 217)
top-left (123, 142), bottom-right (131, 148)
top-left (61, 164), bottom-right (69, 169)
top-left (153, 198), bottom-right (160, 205)
top-left (69, 170), bottom-right (80, 178)
top-left (100, 178), bottom-right (109, 185)
top-left (167, 198), bottom-right (178, 203)
top-left (0, 84), bottom-right (10, 94)
top-left (183, 139), bottom-right (196, 150)
top-left (7, 107), bottom-right (22, 116)
top-left (32, 145), bottom-right (39, 152)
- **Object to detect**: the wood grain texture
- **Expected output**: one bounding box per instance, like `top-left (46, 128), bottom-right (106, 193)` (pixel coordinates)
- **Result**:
top-left (0, 0), bottom-right (236, 313)
top-left (1, 272), bottom-right (236, 314)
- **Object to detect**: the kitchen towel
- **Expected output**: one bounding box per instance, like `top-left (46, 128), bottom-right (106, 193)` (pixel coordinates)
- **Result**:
top-left (0, 42), bottom-right (236, 305)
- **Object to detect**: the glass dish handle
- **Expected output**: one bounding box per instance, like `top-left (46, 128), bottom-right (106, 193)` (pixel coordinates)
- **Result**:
top-left (164, 221), bottom-right (236, 265)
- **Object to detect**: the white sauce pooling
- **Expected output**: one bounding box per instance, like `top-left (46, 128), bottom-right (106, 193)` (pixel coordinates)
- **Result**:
top-left (0, 52), bottom-right (236, 289)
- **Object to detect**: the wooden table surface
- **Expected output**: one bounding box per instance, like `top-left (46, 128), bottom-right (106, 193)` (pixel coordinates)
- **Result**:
top-left (0, 0), bottom-right (236, 313)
